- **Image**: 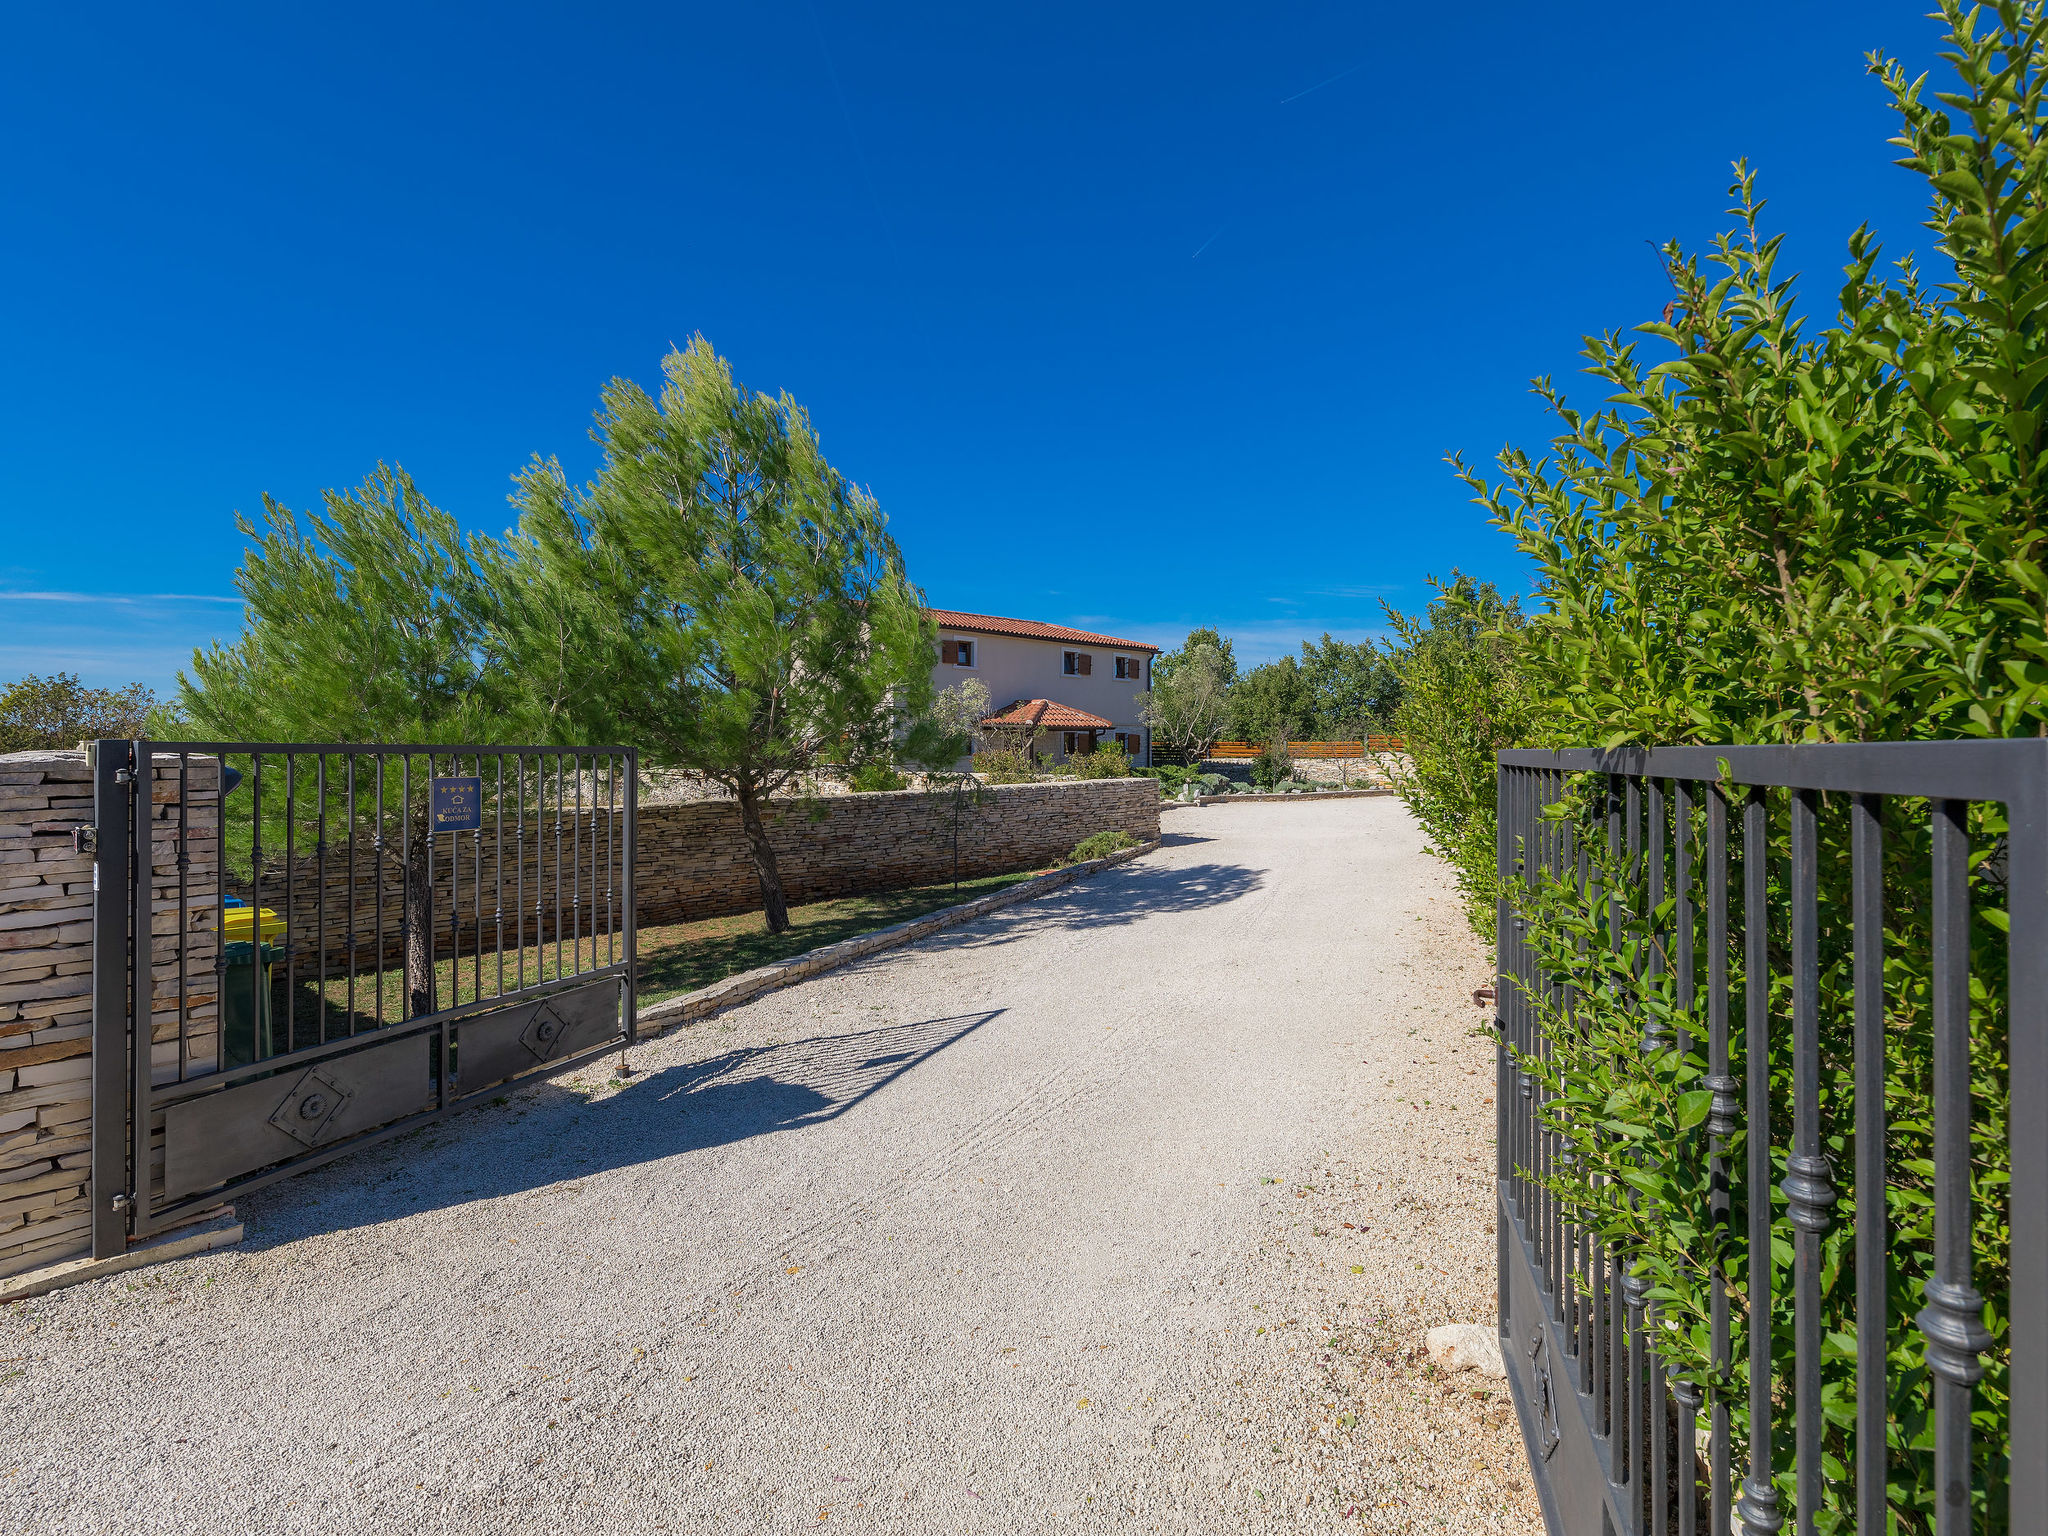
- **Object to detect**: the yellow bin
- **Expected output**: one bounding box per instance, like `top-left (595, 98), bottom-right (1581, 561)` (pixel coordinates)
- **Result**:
top-left (222, 905), bottom-right (287, 1069)
top-left (223, 905), bottom-right (286, 943)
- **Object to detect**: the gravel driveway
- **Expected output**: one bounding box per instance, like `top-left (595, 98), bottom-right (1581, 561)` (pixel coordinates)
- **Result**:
top-left (0, 799), bottom-right (1541, 1534)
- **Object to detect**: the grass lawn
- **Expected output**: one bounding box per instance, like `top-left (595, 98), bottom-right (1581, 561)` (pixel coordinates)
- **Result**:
top-left (635, 868), bottom-right (1048, 1005)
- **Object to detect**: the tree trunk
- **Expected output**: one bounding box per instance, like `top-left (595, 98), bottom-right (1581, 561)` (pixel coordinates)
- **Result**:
top-left (402, 807), bottom-right (436, 1019)
top-left (734, 786), bottom-right (791, 933)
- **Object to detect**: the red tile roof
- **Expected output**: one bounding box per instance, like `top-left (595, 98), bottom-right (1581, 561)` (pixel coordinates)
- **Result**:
top-left (926, 608), bottom-right (1161, 653)
top-left (981, 698), bottom-right (1114, 731)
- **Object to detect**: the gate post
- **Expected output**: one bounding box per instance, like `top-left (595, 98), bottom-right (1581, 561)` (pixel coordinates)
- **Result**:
top-left (88, 739), bottom-right (134, 1260)
top-left (622, 749), bottom-right (638, 1046)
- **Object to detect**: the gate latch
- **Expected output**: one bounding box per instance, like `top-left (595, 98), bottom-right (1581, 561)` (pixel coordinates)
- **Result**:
top-left (72, 826), bottom-right (97, 857)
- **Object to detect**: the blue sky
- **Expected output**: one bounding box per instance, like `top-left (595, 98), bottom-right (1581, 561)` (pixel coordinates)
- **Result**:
top-left (3, 2), bottom-right (1944, 694)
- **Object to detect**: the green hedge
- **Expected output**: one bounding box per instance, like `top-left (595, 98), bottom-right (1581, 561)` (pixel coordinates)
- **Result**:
top-left (1431, 6), bottom-right (2046, 1526)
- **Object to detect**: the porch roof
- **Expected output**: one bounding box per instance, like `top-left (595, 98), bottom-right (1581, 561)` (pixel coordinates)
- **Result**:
top-left (981, 698), bottom-right (1114, 732)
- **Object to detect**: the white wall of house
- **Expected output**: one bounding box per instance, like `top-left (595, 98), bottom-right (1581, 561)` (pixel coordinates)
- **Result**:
top-left (930, 628), bottom-right (1153, 764)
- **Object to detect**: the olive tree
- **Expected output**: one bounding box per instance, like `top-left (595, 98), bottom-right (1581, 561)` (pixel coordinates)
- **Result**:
top-left (1141, 636), bottom-right (1233, 760)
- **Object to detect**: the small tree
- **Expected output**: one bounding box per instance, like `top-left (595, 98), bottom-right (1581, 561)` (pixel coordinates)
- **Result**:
top-left (489, 337), bottom-right (933, 934)
top-left (179, 466), bottom-right (518, 1017)
top-left (0, 674), bottom-right (157, 751)
top-left (1141, 638), bottom-right (1232, 761)
top-left (921, 678), bottom-right (991, 763)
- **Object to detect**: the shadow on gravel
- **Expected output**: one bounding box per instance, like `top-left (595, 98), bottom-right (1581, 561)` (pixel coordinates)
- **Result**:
top-left (927, 858), bottom-right (1264, 949)
top-left (237, 1010), bottom-right (1003, 1245)
top-left (1156, 831), bottom-right (1215, 848)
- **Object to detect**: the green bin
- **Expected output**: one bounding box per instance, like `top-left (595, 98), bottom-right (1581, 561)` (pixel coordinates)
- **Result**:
top-left (221, 939), bottom-right (280, 1070)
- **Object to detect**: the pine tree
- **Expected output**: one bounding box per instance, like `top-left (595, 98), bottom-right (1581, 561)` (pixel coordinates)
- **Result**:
top-left (488, 337), bottom-right (933, 933)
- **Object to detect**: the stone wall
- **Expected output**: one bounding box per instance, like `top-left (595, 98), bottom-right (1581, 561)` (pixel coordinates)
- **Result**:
top-left (1199, 754), bottom-right (1398, 788)
top-left (632, 777), bottom-right (1159, 927)
top-left (0, 750), bottom-right (219, 1279)
top-left (234, 775), bottom-right (1161, 960)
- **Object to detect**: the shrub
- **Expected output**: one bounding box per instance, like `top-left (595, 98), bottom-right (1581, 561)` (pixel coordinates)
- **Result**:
top-left (1248, 739), bottom-right (1291, 788)
top-left (971, 749), bottom-right (1036, 784)
top-left (1452, 11), bottom-right (2048, 1523)
top-left (1380, 575), bottom-right (1534, 941)
top-left (1068, 742), bottom-right (1132, 779)
top-left (1135, 762), bottom-right (1200, 797)
top-left (1065, 829), bottom-right (1138, 864)
top-left (846, 762), bottom-right (908, 792)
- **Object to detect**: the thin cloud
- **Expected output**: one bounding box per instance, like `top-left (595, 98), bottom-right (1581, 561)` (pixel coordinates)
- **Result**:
top-left (0, 591), bottom-right (240, 605)
top-left (1278, 62), bottom-right (1362, 105)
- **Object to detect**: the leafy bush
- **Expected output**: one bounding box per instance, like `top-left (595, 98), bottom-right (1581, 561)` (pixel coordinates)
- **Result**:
top-left (846, 762), bottom-right (908, 793)
top-left (1380, 575), bottom-right (1535, 941)
top-left (1454, 10), bottom-right (2047, 1524)
top-left (971, 749), bottom-right (1036, 784)
top-left (1065, 829), bottom-right (1139, 863)
top-left (1248, 738), bottom-right (1292, 788)
top-left (0, 673), bottom-right (157, 752)
top-left (1135, 762), bottom-right (1201, 797)
top-left (1067, 743), bottom-right (1132, 779)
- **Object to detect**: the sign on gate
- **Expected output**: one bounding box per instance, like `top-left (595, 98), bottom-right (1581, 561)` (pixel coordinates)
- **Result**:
top-left (431, 774), bottom-right (483, 831)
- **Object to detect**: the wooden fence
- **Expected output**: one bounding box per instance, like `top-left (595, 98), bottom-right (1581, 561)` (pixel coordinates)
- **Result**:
top-left (1206, 738), bottom-right (1404, 758)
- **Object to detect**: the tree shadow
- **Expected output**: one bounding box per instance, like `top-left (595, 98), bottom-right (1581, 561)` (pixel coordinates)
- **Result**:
top-left (918, 858), bottom-right (1263, 949)
top-left (235, 1009), bottom-right (1005, 1246)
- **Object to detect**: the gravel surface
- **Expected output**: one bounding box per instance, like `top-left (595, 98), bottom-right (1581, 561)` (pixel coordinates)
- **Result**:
top-left (0, 799), bottom-right (1541, 1534)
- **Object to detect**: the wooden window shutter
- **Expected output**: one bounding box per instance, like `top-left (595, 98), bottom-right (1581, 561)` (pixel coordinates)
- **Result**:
top-left (1079, 652), bottom-right (1092, 676)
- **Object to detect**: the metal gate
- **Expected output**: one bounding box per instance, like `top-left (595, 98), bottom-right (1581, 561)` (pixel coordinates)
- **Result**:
top-left (86, 740), bottom-right (637, 1260)
top-left (1494, 742), bottom-right (2041, 1535)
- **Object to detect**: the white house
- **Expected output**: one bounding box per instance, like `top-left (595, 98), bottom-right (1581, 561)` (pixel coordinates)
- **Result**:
top-left (927, 608), bottom-right (1160, 765)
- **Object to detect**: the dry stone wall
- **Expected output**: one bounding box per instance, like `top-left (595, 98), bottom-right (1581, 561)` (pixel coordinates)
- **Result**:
top-left (234, 775), bottom-right (1161, 961)
top-left (0, 750), bottom-right (219, 1279)
top-left (631, 776), bottom-right (1159, 927)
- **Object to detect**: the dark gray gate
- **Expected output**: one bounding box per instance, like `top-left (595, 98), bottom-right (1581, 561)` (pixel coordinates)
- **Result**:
top-left (1494, 743), bottom-right (2041, 1535)
top-left (86, 740), bottom-right (637, 1259)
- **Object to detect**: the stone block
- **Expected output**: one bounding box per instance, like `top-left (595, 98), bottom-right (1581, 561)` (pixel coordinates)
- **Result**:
top-left (16, 1055), bottom-right (91, 1088)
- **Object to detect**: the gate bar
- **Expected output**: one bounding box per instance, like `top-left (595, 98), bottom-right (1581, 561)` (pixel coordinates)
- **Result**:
top-left (88, 740), bottom-right (134, 1261)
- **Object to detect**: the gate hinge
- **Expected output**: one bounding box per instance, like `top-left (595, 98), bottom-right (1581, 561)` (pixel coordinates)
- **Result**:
top-left (114, 766), bottom-right (135, 785)
top-left (109, 1192), bottom-right (134, 1214)
top-left (72, 826), bottom-right (98, 857)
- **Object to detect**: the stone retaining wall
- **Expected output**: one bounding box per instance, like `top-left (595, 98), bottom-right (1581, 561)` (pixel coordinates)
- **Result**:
top-left (1199, 755), bottom-right (1397, 788)
top-left (0, 750), bottom-right (220, 1279)
top-left (232, 775), bottom-right (1161, 960)
top-left (633, 777), bottom-right (1159, 928)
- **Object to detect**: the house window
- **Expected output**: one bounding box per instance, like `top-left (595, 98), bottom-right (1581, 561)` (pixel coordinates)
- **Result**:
top-left (1063, 650), bottom-right (1092, 677)
top-left (1115, 655), bottom-right (1139, 680)
top-left (1064, 732), bottom-right (1081, 755)
top-left (947, 638), bottom-right (975, 667)
top-left (1115, 731), bottom-right (1142, 754)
